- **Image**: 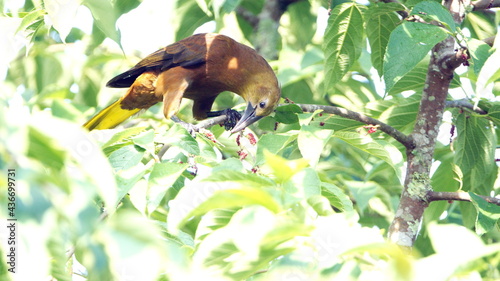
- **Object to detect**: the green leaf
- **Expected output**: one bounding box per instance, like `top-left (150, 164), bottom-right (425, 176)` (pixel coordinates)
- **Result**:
top-left (174, 0), bottom-right (212, 41)
top-left (453, 114), bottom-right (496, 175)
top-left (307, 195), bottom-right (335, 216)
top-left (203, 170), bottom-right (276, 187)
top-left (274, 104), bottom-right (302, 124)
top-left (310, 115), bottom-right (364, 132)
top-left (383, 21), bottom-right (448, 92)
top-left (297, 125), bottom-right (333, 166)
top-left (114, 0), bottom-right (142, 15)
top-left (83, 0), bottom-right (121, 45)
top-left (179, 187), bottom-right (283, 228)
top-left (264, 151), bottom-right (309, 184)
top-left (284, 167), bottom-right (321, 201)
top-left (346, 181), bottom-right (379, 212)
top-left (51, 99), bottom-right (81, 122)
top-left (487, 104), bottom-right (500, 125)
top-left (469, 193), bottom-right (500, 235)
top-left (285, 0), bottom-right (316, 50)
top-left (16, 9), bottom-right (46, 35)
top-left (102, 127), bottom-right (148, 155)
top-left (256, 134), bottom-right (297, 166)
top-left (365, 3), bottom-right (402, 76)
top-left (410, 1), bottom-right (456, 32)
top-left (108, 145), bottom-right (145, 171)
top-left (466, 38), bottom-right (492, 76)
top-left (195, 208), bottom-right (238, 242)
top-left (27, 127), bottom-right (66, 171)
top-left (116, 164), bottom-right (148, 203)
top-left (324, 2), bottom-right (365, 92)
top-left (212, 0), bottom-right (242, 18)
top-left (333, 131), bottom-right (397, 170)
top-left (156, 124), bottom-right (200, 155)
top-left (147, 162), bottom-right (188, 214)
top-left (193, 206), bottom-right (310, 279)
top-left (45, 0), bottom-right (80, 42)
top-left (425, 148), bottom-right (461, 222)
top-left (321, 182), bottom-right (354, 212)
top-left (477, 44), bottom-right (500, 96)
top-left (387, 58), bottom-right (428, 95)
top-left (375, 94), bottom-right (421, 133)
top-left (129, 129), bottom-right (155, 152)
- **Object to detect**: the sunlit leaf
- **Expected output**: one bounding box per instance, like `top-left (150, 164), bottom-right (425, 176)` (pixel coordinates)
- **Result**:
top-left (322, 182), bottom-right (354, 212)
top-left (178, 187), bottom-right (283, 228)
top-left (297, 125), bottom-right (333, 166)
top-left (83, 0), bottom-right (121, 45)
top-left (45, 0), bottom-right (80, 42)
top-left (307, 195), bottom-right (335, 216)
top-left (469, 193), bottom-right (500, 235)
top-left (384, 22), bottom-right (448, 92)
top-left (333, 131), bottom-right (397, 170)
top-left (147, 162), bottom-right (188, 214)
top-left (410, 1), bottom-right (456, 32)
top-left (366, 2), bottom-right (402, 76)
top-left (453, 113), bottom-right (496, 176)
top-left (324, 2), bottom-right (366, 91)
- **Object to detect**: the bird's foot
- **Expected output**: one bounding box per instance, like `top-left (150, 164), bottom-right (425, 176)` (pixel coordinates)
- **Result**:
top-left (207, 109), bottom-right (241, 131)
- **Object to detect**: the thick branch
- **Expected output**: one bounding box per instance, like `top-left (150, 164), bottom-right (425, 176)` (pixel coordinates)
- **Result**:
top-left (388, 35), bottom-right (457, 246)
top-left (297, 103), bottom-right (414, 149)
top-left (472, 0), bottom-right (500, 10)
top-left (428, 191), bottom-right (500, 206)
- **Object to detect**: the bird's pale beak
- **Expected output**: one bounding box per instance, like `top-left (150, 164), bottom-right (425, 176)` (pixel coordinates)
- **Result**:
top-left (231, 102), bottom-right (263, 133)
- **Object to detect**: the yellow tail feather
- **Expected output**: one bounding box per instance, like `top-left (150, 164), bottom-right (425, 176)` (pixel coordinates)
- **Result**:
top-left (83, 99), bottom-right (141, 131)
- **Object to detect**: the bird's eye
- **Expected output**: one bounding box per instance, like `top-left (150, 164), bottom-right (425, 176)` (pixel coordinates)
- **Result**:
top-left (259, 102), bottom-right (266, 108)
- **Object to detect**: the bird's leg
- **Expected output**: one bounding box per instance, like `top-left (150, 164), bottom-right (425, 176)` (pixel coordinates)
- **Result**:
top-left (206, 109), bottom-right (242, 131)
top-left (171, 116), bottom-right (198, 136)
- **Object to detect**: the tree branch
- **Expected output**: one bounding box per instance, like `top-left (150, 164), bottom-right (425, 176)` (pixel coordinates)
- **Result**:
top-left (472, 0), bottom-right (500, 10)
top-left (445, 99), bottom-right (488, 114)
top-left (428, 191), bottom-right (500, 206)
top-left (388, 0), bottom-right (469, 247)
top-left (296, 103), bottom-right (415, 149)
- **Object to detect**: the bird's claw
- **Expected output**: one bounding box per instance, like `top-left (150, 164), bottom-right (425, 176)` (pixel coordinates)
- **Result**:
top-left (222, 109), bottom-right (241, 131)
top-left (207, 109), bottom-right (242, 131)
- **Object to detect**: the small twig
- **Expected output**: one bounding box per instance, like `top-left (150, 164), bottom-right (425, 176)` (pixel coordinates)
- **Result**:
top-left (428, 191), bottom-right (500, 206)
top-left (445, 99), bottom-right (487, 114)
top-left (296, 103), bottom-right (415, 150)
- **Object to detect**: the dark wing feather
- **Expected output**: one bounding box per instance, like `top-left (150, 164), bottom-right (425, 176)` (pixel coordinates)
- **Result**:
top-left (106, 34), bottom-right (208, 88)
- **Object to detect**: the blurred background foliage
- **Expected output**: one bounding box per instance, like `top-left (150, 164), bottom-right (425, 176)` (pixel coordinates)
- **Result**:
top-left (0, 0), bottom-right (500, 280)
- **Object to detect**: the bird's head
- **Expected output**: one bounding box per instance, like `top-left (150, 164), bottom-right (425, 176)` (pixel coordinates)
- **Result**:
top-left (231, 83), bottom-right (281, 133)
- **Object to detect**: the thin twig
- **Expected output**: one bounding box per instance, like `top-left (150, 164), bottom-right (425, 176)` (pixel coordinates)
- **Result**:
top-left (296, 103), bottom-right (415, 150)
top-left (445, 99), bottom-right (488, 114)
top-left (428, 191), bottom-right (500, 206)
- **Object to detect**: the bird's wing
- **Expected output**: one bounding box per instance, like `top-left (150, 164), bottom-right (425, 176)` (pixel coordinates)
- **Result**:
top-left (106, 34), bottom-right (208, 88)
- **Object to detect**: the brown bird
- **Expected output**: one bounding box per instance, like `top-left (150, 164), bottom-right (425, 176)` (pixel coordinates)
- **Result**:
top-left (83, 33), bottom-right (281, 133)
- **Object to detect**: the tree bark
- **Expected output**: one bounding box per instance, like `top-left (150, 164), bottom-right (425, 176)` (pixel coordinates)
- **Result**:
top-left (387, 0), bottom-right (468, 247)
